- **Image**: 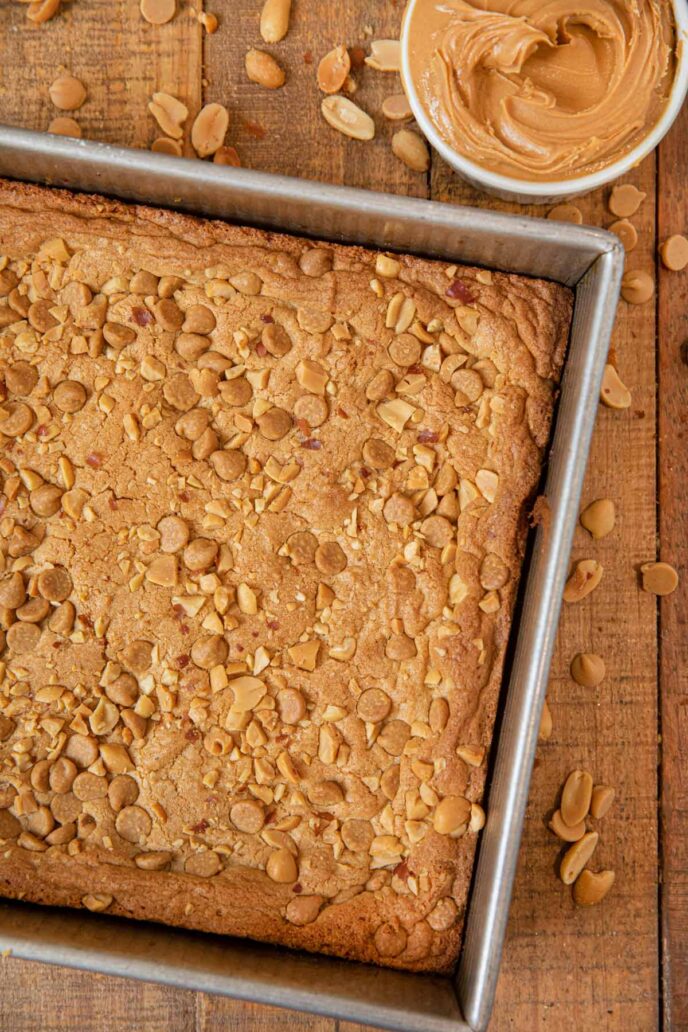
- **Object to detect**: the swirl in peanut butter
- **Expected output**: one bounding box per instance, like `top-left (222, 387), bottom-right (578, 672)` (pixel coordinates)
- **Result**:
top-left (405, 0), bottom-right (675, 181)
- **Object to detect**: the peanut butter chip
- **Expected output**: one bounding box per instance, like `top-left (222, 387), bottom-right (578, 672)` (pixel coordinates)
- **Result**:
top-left (433, 795), bottom-right (471, 836)
top-left (609, 183), bottom-right (645, 218)
top-left (0, 811), bottom-right (20, 840)
top-left (600, 364), bottom-right (631, 409)
top-left (210, 450), bottom-right (247, 482)
top-left (157, 515), bottom-right (190, 552)
top-left (121, 639), bottom-right (153, 675)
top-left (570, 652), bottom-right (605, 688)
top-left (6, 361), bottom-right (38, 396)
top-left (108, 775), bottom-right (139, 812)
top-left (377, 718), bottom-right (411, 754)
top-left (115, 805), bottom-right (152, 844)
top-left (0, 402), bottom-right (35, 437)
top-left (382, 94), bottom-right (413, 121)
top-left (277, 687), bottom-right (306, 724)
top-left (609, 219), bottom-right (638, 252)
top-left (640, 561), bottom-right (679, 596)
top-left (140, 0), bottom-right (176, 23)
top-left (285, 895), bottom-right (323, 926)
top-left (580, 498), bottom-right (615, 539)
top-left (421, 514), bottom-right (453, 548)
top-left (30, 484), bottom-right (63, 517)
top-left (185, 851), bottom-right (221, 877)
top-left (383, 492), bottom-right (415, 527)
top-left (6, 623), bottom-right (41, 654)
top-left (37, 566), bottom-right (72, 602)
top-left (266, 847), bottom-right (298, 883)
top-left (621, 269), bottom-right (654, 305)
top-left (341, 819), bottom-right (374, 852)
top-left (285, 531), bottom-right (317, 565)
top-left (314, 540), bottom-right (347, 575)
top-left (183, 537), bottom-right (218, 572)
top-left (257, 406), bottom-right (292, 440)
top-left (317, 45), bottom-right (351, 94)
top-left (0, 572), bottom-right (26, 609)
top-left (547, 204), bottom-right (583, 224)
top-left (373, 921), bottom-right (407, 957)
top-left (230, 799), bottom-right (265, 833)
top-left (659, 234), bottom-right (688, 271)
top-left (191, 634), bottom-right (228, 669)
top-left (356, 687), bottom-right (391, 723)
top-left (362, 438), bottom-right (395, 470)
top-left (49, 74), bottom-right (87, 111)
top-left (49, 756), bottom-right (77, 794)
top-left (54, 379), bottom-right (87, 412)
top-left (72, 772), bottom-right (108, 802)
top-left (385, 634), bottom-right (416, 661)
top-left (427, 897), bottom-right (458, 932)
top-left (64, 734), bottom-right (99, 768)
top-left (573, 869), bottom-right (615, 906)
top-left (191, 103), bottom-right (230, 158)
top-left (164, 373), bottom-right (199, 411)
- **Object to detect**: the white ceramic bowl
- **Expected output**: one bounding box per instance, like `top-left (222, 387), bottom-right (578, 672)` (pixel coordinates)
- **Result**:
top-left (400, 0), bottom-right (688, 204)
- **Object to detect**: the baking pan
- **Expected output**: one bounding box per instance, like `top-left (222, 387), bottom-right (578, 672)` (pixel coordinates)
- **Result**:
top-left (0, 125), bottom-right (623, 1032)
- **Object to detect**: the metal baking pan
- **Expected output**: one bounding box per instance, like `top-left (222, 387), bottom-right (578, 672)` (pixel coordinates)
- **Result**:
top-left (0, 125), bottom-right (623, 1032)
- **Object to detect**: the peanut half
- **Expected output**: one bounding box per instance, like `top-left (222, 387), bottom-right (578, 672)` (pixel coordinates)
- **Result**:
top-left (392, 130), bottom-right (430, 173)
top-left (365, 39), bottom-right (401, 72)
top-left (321, 96), bottom-right (375, 141)
top-left (560, 769), bottom-right (593, 827)
top-left (590, 784), bottom-right (615, 820)
top-left (148, 92), bottom-right (188, 139)
top-left (246, 48), bottom-right (286, 89)
top-left (560, 830), bottom-right (599, 885)
top-left (191, 103), bottom-right (230, 158)
top-left (382, 94), bottom-right (413, 121)
top-left (260, 0), bottom-right (291, 43)
top-left (549, 808), bottom-right (585, 843)
top-left (317, 46), bottom-right (351, 95)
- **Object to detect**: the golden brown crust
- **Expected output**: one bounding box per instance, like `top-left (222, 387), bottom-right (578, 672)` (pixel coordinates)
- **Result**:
top-left (0, 179), bottom-right (571, 972)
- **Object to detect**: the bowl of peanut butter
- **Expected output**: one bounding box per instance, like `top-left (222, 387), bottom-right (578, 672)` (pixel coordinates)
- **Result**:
top-left (401, 0), bottom-right (688, 202)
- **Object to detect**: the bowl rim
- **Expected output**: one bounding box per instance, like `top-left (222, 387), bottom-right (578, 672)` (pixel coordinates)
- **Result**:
top-left (400, 0), bottom-right (688, 198)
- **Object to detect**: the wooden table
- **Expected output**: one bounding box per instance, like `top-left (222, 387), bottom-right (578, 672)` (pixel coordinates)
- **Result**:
top-left (0, 2), bottom-right (685, 1029)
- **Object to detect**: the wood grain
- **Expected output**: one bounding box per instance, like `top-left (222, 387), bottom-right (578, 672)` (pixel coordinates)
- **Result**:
top-left (658, 99), bottom-right (688, 1032)
top-left (0, 0), bottom-right (682, 1029)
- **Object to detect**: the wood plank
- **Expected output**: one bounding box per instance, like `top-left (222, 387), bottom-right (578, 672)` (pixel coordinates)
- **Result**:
top-left (0, 0), bottom-right (202, 151)
top-left (432, 155), bottom-right (660, 1031)
top-left (657, 100), bottom-right (688, 1032)
top-left (0, 1), bottom-right (671, 1029)
top-left (205, 0), bottom-right (426, 196)
top-left (0, 956), bottom-right (196, 1032)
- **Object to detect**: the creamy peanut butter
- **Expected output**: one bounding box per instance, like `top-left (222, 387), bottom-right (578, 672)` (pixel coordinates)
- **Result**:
top-left (405, 0), bottom-right (676, 181)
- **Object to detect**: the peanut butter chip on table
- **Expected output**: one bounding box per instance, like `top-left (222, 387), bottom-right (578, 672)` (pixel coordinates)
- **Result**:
top-left (547, 204), bottom-right (583, 225)
top-left (600, 364), bottom-right (631, 409)
top-left (570, 652), bottom-right (606, 688)
top-left (621, 269), bottom-right (654, 304)
top-left (609, 219), bottom-right (638, 252)
top-left (140, 0), bottom-right (176, 24)
top-left (608, 183), bottom-right (646, 218)
top-left (382, 94), bottom-right (413, 121)
top-left (48, 117), bottom-right (82, 138)
top-left (659, 234), bottom-right (688, 271)
top-left (49, 74), bottom-right (87, 112)
top-left (580, 498), bottom-right (615, 539)
top-left (640, 561), bottom-right (679, 596)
